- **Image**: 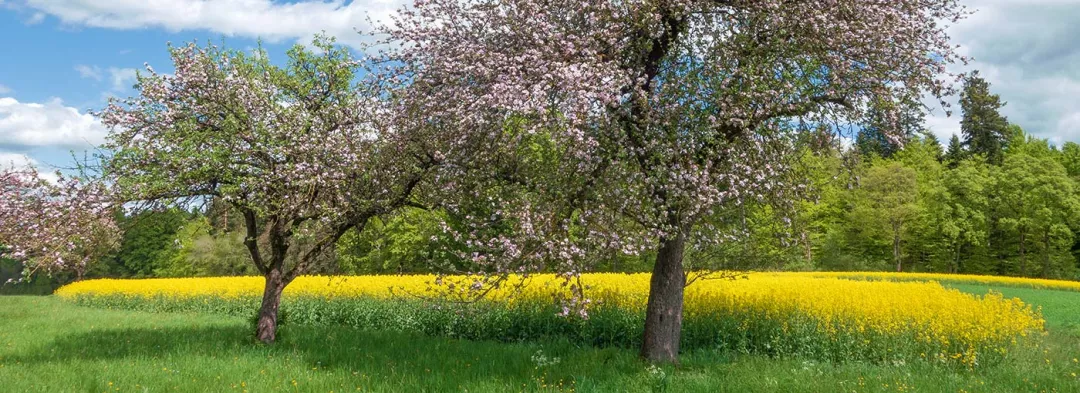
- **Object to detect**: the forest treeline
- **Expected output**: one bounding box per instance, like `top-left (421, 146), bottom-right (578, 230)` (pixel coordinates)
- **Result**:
top-left (3, 74), bottom-right (1079, 292)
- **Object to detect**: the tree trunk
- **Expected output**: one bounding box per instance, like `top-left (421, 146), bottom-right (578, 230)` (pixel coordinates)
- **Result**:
top-left (256, 269), bottom-right (287, 344)
top-left (954, 241), bottom-right (962, 273)
top-left (641, 233), bottom-right (687, 363)
top-left (802, 230), bottom-right (812, 264)
top-left (1019, 230), bottom-right (1027, 277)
top-left (893, 223), bottom-right (902, 272)
top-left (1042, 230), bottom-right (1051, 278)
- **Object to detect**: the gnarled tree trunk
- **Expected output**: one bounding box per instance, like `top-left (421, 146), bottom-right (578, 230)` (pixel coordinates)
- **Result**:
top-left (641, 233), bottom-right (687, 363)
top-left (256, 269), bottom-right (288, 343)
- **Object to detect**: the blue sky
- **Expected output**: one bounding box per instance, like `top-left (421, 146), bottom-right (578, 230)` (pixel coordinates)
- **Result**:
top-left (2, 0), bottom-right (1079, 173)
top-left (0, 10), bottom-right (197, 169)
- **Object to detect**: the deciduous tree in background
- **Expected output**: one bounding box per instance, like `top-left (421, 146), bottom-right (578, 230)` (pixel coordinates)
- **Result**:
top-left (1060, 142), bottom-right (1080, 179)
top-left (854, 163), bottom-right (921, 272)
top-left (382, 0), bottom-right (966, 362)
top-left (110, 209), bottom-right (191, 277)
top-left (939, 158), bottom-right (993, 273)
top-left (996, 149), bottom-right (1080, 278)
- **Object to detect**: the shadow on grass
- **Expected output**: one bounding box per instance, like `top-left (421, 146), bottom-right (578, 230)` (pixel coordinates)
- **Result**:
top-left (9, 322), bottom-right (641, 388)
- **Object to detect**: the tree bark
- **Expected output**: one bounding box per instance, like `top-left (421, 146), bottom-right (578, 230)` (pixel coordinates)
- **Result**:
top-left (802, 230), bottom-right (812, 265)
top-left (1041, 230), bottom-right (1051, 278)
top-left (641, 233), bottom-right (687, 363)
top-left (954, 241), bottom-right (962, 273)
top-left (893, 222), bottom-right (902, 272)
top-left (1019, 230), bottom-right (1027, 277)
top-left (256, 269), bottom-right (287, 343)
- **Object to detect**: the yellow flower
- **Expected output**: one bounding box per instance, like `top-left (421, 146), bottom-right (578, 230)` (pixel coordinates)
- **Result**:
top-left (58, 271), bottom-right (1045, 365)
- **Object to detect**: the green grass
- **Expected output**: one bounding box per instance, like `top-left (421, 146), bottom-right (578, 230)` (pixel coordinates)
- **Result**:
top-left (950, 284), bottom-right (1080, 335)
top-left (2, 288), bottom-right (1080, 392)
top-left (65, 289), bottom-right (1021, 366)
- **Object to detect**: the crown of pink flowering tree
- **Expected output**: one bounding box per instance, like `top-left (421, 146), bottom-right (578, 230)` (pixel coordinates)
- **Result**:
top-left (95, 36), bottom-right (486, 343)
top-left (377, 0), bottom-right (968, 362)
top-left (1, 167), bottom-right (120, 282)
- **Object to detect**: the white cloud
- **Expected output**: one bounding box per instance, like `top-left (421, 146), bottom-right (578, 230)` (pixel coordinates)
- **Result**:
top-left (0, 97), bottom-right (108, 150)
top-left (0, 84), bottom-right (11, 94)
top-left (25, 11), bottom-right (43, 24)
top-left (21, 0), bottom-right (406, 49)
top-left (109, 67), bottom-right (138, 92)
top-left (0, 152), bottom-right (60, 183)
top-left (16, 0), bottom-right (1080, 144)
top-left (0, 152), bottom-right (36, 169)
top-left (924, 107), bottom-right (962, 144)
top-left (74, 64), bottom-right (102, 81)
top-left (926, 0), bottom-right (1080, 144)
top-left (75, 65), bottom-right (139, 91)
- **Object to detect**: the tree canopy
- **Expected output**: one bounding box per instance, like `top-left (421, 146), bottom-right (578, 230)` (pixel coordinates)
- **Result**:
top-left (0, 167), bottom-right (119, 281)
top-left (97, 36), bottom-right (462, 343)
top-left (381, 0), bottom-right (967, 362)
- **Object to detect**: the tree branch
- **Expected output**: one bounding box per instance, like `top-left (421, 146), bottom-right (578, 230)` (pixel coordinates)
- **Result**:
top-left (241, 208), bottom-right (269, 275)
top-left (751, 95), bottom-right (854, 127)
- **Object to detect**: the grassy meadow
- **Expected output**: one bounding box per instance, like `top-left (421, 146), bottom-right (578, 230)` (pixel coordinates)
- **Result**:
top-left (2, 274), bottom-right (1080, 392)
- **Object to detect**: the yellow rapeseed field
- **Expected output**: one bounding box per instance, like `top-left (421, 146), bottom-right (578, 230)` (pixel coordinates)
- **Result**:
top-left (57, 272), bottom-right (1050, 366)
top-left (61, 273), bottom-right (1042, 348)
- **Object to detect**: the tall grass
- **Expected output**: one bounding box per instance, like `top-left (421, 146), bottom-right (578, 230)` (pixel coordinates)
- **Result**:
top-left (3, 295), bottom-right (1080, 392)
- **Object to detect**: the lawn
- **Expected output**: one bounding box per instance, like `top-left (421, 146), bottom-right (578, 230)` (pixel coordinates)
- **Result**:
top-left (1, 284), bottom-right (1079, 392)
top-left (950, 284), bottom-right (1080, 335)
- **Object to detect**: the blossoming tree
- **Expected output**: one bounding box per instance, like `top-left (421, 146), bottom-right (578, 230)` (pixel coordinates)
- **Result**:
top-left (0, 166), bottom-right (120, 282)
top-left (99, 37), bottom-right (456, 343)
top-left (382, 0), bottom-right (967, 362)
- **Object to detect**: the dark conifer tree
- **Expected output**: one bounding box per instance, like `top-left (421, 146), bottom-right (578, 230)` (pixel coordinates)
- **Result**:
top-left (944, 134), bottom-right (966, 169)
top-left (960, 73), bottom-right (1010, 165)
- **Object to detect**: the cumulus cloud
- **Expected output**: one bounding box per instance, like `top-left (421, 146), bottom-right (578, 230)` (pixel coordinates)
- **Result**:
top-left (74, 64), bottom-right (102, 81)
top-left (109, 67), bottom-right (138, 92)
top-left (20, 0), bottom-right (405, 49)
top-left (14, 0), bottom-right (1080, 144)
top-left (925, 0), bottom-right (1080, 144)
top-left (0, 152), bottom-right (36, 169)
top-left (0, 152), bottom-right (60, 183)
top-left (0, 97), bottom-right (108, 150)
top-left (24, 11), bottom-right (43, 24)
top-left (75, 65), bottom-right (139, 92)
